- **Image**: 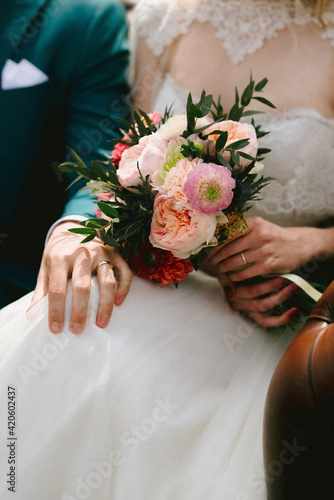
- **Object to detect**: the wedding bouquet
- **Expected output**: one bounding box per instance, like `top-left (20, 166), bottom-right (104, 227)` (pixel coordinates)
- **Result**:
top-left (60, 76), bottom-right (274, 286)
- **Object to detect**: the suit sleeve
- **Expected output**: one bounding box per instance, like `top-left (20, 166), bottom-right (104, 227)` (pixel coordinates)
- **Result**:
top-left (61, 0), bottom-right (130, 219)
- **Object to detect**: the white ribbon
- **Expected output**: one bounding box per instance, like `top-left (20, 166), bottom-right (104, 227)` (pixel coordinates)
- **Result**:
top-left (265, 273), bottom-right (322, 303)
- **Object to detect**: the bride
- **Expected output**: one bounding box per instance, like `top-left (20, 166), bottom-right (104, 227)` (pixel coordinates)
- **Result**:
top-left (1, 0), bottom-right (334, 498)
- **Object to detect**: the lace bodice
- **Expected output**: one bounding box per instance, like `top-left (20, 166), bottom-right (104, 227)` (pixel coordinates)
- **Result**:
top-left (132, 0), bottom-right (334, 227)
top-left (133, 0), bottom-right (334, 64)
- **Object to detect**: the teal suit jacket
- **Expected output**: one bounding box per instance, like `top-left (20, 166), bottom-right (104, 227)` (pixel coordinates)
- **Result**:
top-left (0, 0), bottom-right (129, 304)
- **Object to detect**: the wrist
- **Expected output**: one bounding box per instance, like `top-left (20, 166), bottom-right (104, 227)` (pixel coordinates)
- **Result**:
top-left (50, 220), bottom-right (82, 237)
top-left (314, 227), bottom-right (334, 260)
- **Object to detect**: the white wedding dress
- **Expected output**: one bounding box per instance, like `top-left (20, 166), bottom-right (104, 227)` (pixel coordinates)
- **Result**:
top-left (1, 1), bottom-right (334, 499)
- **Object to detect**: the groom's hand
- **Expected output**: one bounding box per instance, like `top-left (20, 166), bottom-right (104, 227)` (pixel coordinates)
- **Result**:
top-left (28, 221), bottom-right (132, 334)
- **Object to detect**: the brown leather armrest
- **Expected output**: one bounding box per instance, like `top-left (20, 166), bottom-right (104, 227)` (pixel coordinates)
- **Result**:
top-left (308, 279), bottom-right (334, 323)
top-left (263, 281), bottom-right (334, 499)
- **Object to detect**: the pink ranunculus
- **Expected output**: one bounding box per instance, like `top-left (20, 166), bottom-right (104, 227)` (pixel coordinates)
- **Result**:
top-left (184, 162), bottom-right (235, 214)
top-left (206, 120), bottom-right (258, 168)
top-left (149, 194), bottom-right (217, 259)
top-left (117, 134), bottom-right (167, 189)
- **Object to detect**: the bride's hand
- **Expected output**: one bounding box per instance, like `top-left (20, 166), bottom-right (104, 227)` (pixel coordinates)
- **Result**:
top-left (205, 216), bottom-right (333, 327)
top-left (217, 273), bottom-right (300, 327)
top-left (208, 217), bottom-right (323, 279)
top-left (27, 221), bottom-right (133, 335)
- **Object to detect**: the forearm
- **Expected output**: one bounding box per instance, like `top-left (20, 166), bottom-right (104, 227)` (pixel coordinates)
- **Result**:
top-left (284, 225), bottom-right (334, 269)
top-left (310, 226), bottom-right (334, 260)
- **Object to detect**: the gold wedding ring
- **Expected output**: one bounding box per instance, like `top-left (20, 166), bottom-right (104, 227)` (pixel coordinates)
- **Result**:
top-left (240, 252), bottom-right (248, 266)
top-left (95, 260), bottom-right (111, 272)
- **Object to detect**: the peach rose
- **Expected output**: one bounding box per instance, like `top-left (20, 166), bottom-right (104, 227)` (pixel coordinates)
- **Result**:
top-left (161, 159), bottom-right (195, 202)
top-left (149, 194), bottom-right (217, 259)
top-left (206, 120), bottom-right (258, 168)
top-left (118, 134), bottom-right (167, 189)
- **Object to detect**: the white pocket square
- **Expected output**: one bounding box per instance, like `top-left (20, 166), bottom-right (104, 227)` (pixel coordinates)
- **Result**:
top-left (1, 59), bottom-right (49, 90)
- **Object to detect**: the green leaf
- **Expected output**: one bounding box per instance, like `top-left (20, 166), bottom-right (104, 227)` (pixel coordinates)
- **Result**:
top-left (97, 201), bottom-right (119, 218)
top-left (196, 91), bottom-right (213, 116)
top-left (186, 92), bottom-right (195, 131)
top-left (215, 131), bottom-right (228, 151)
top-left (188, 102), bottom-right (203, 118)
top-left (133, 110), bottom-right (151, 137)
top-left (101, 231), bottom-right (120, 247)
top-left (91, 161), bottom-right (109, 182)
top-left (239, 151), bottom-right (256, 162)
top-left (255, 77), bottom-right (268, 92)
top-left (241, 79), bottom-right (254, 106)
top-left (68, 228), bottom-right (96, 235)
top-left (225, 138), bottom-right (250, 151)
top-left (58, 162), bottom-right (78, 172)
top-left (80, 233), bottom-right (98, 244)
top-left (80, 218), bottom-right (110, 229)
top-left (230, 150), bottom-right (240, 167)
top-left (253, 96), bottom-right (276, 109)
top-left (216, 154), bottom-right (232, 169)
top-left (65, 174), bottom-right (84, 191)
top-left (228, 104), bottom-right (243, 122)
top-left (234, 86), bottom-right (240, 106)
top-left (70, 149), bottom-right (87, 168)
top-left (74, 166), bottom-right (98, 181)
top-left (242, 110), bottom-right (264, 117)
top-left (138, 108), bottom-right (156, 132)
top-left (257, 148), bottom-right (271, 156)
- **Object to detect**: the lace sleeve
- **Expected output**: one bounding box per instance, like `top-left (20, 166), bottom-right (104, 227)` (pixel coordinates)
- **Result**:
top-left (132, 0), bottom-right (194, 57)
top-left (322, 10), bottom-right (334, 47)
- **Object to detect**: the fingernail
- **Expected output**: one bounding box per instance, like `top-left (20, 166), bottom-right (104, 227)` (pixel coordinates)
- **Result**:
top-left (223, 286), bottom-right (234, 300)
top-left (97, 316), bottom-right (109, 328)
top-left (71, 324), bottom-right (83, 335)
top-left (115, 295), bottom-right (124, 306)
top-left (289, 308), bottom-right (300, 320)
top-left (51, 322), bottom-right (61, 334)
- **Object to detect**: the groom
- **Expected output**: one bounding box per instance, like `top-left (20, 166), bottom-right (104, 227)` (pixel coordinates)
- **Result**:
top-left (0, 0), bottom-right (132, 332)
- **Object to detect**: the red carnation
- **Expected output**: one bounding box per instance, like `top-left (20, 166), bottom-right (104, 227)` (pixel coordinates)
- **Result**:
top-left (111, 138), bottom-right (131, 166)
top-left (126, 243), bottom-right (193, 286)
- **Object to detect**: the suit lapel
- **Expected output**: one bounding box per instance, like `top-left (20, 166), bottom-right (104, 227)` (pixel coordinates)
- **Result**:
top-left (0, 1), bottom-right (49, 69)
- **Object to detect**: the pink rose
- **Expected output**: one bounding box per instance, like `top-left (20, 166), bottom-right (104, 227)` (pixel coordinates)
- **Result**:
top-left (118, 134), bottom-right (167, 189)
top-left (148, 111), bottom-right (163, 126)
top-left (149, 194), bottom-right (217, 259)
top-left (206, 120), bottom-right (258, 167)
top-left (97, 192), bottom-right (114, 202)
top-left (95, 192), bottom-right (114, 218)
